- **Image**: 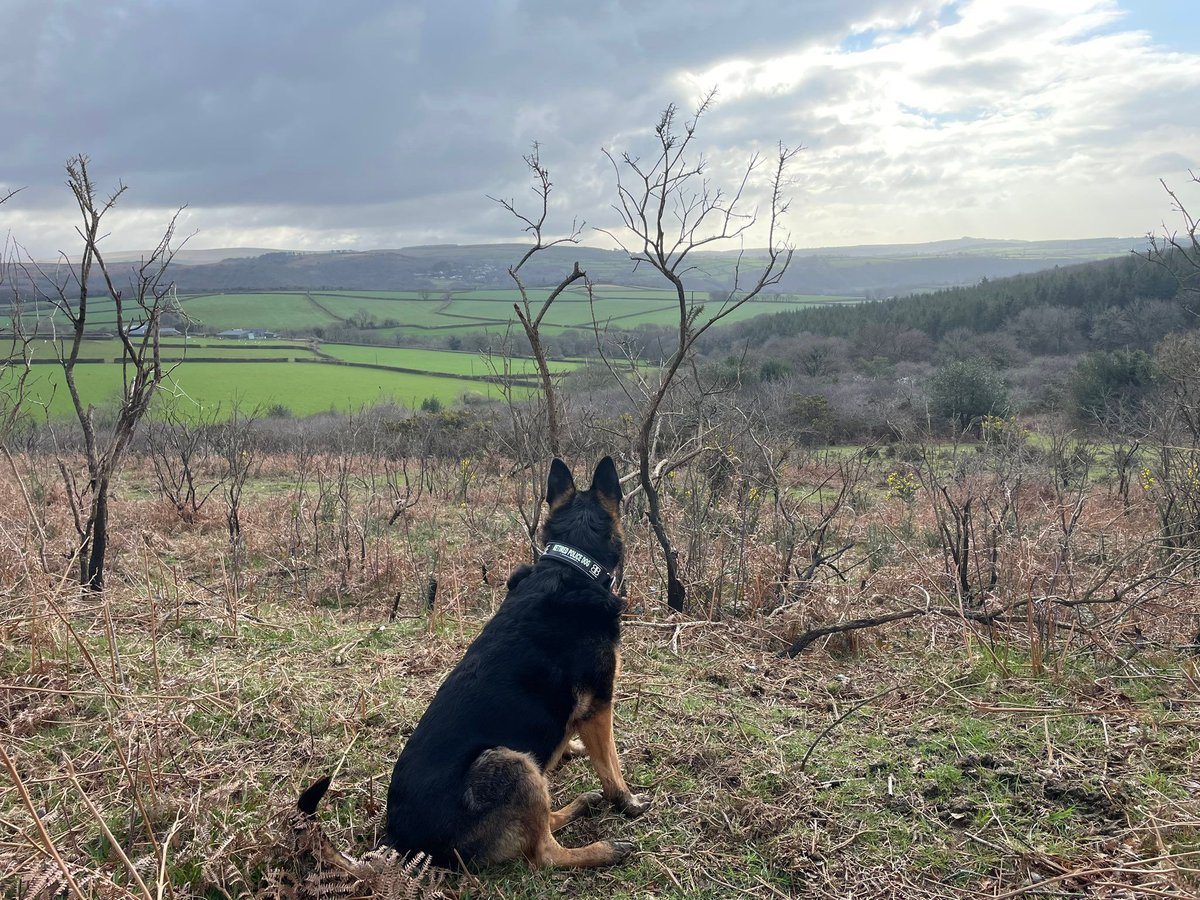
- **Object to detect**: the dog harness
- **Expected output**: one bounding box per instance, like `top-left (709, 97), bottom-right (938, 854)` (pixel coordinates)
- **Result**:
top-left (541, 541), bottom-right (614, 589)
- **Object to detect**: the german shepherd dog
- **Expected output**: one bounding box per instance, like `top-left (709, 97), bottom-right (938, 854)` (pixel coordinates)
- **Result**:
top-left (300, 457), bottom-right (648, 872)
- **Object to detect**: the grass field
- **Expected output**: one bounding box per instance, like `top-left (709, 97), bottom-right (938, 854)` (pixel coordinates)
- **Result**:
top-left (319, 343), bottom-right (580, 377)
top-left (11, 360), bottom-right (515, 418)
top-left (10, 286), bottom-right (863, 339)
top-left (162, 288), bottom-right (862, 335)
top-left (17, 337), bottom-right (316, 362)
top-left (180, 293), bottom-right (338, 331)
top-left (5, 284), bottom-right (862, 416)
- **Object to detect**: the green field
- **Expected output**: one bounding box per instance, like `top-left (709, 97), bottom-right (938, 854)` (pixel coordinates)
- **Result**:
top-left (168, 288), bottom-right (860, 335)
top-left (181, 293), bottom-right (337, 331)
top-left (9, 286), bottom-right (861, 337)
top-left (5, 284), bottom-right (861, 416)
top-left (10, 360), bottom-right (516, 418)
top-left (319, 343), bottom-right (579, 376)
top-left (17, 337), bottom-right (316, 361)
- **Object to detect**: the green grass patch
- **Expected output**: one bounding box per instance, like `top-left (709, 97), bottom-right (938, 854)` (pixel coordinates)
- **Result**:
top-left (318, 343), bottom-right (579, 377)
top-left (13, 360), bottom-right (519, 418)
top-left (180, 293), bottom-right (339, 331)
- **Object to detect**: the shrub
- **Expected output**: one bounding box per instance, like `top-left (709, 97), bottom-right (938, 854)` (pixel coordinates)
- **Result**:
top-left (927, 359), bottom-right (1009, 431)
top-left (1068, 349), bottom-right (1154, 423)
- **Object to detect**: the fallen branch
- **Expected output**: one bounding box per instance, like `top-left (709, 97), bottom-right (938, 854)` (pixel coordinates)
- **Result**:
top-left (781, 609), bottom-right (923, 658)
top-left (780, 602), bottom-right (1015, 658)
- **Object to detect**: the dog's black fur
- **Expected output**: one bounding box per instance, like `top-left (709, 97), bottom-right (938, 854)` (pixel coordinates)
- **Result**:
top-left (381, 457), bottom-right (647, 869)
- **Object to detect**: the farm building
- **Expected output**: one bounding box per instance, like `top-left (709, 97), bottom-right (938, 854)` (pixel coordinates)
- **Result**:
top-left (126, 324), bottom-right (181, 337)
top-left (217, 328), bottom-right (278, 340)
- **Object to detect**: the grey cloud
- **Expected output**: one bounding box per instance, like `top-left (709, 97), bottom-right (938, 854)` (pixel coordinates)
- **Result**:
top-left (1137, 152), bottom-right (1197, 176)
top-left (2, 0), bottom-right (1198, 256)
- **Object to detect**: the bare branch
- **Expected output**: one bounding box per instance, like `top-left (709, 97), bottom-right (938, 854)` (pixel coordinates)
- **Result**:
top-left (595, 93), bottom-right (799, 612)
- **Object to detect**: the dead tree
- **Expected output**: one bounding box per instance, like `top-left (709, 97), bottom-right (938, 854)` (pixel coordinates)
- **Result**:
top-left (143, 401), bottom-right (225, 522)
top-left (492, 144), bottom-right (587, 551)
top-left (1148, 170), bottom-right (1200, 306)
top-left (40, 156), bottom-right (183, 591)
top-left (597, 95), bottom-right (797, 612)
top-left (491, 143), bottom-right (586, 460)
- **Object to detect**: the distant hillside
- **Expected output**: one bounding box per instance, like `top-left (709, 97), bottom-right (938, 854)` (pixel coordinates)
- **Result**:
top-left (162, 237), bottom-right (1147, 297)
top-left (51, 247), bottom-right (287, 265)
top-left (719, 248), bottom-right (1184, 348)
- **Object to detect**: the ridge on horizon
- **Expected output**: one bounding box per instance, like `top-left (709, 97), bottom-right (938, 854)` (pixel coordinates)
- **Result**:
top-left (129, 234), bottom-right (1146, 263)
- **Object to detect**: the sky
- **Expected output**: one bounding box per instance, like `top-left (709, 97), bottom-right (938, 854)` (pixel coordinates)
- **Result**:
top-left (1, 0), bottom-right (1198, 259)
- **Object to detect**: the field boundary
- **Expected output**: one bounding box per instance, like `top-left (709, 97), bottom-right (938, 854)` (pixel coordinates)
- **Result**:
top-left (290, 356), bottom-right (541, 387)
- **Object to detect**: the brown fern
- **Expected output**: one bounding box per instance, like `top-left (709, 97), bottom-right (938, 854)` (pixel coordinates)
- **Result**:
top-left (13, 856), bottom-right (124, 900)
top-left (18, 859), bottom-right (66, 900)
top-left (262, 785), bottom-right (452, 900)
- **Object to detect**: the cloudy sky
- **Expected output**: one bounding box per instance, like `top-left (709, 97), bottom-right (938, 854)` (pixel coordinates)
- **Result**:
top-left (2, 0), bottom-right (1198, 258)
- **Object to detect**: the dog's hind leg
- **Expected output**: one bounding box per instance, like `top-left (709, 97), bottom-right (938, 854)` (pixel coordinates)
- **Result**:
top-left (463, 749), bottom-right (630, 869)
top-left (576, 703), bottom-right (650, 817)
top-left (549, 790), bottom-right (603, 832)
top-left (533, 831), bottom-right (634, 868)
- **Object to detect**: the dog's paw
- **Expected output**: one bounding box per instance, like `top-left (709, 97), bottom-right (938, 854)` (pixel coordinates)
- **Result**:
top-left (579, 789), bottom-right (605, 815)
top-left (561, 738), bottom-right (587, 762)
top-left (607, 840), bottom-right (636, 864)
top-left (615, 792), bottom-right (651, 818)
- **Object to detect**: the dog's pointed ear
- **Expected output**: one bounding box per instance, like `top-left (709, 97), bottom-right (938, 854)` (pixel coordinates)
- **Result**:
top-left (547, 458), bottom-right (577, 508)
top-left (589, 456), bottom-right (622, 505)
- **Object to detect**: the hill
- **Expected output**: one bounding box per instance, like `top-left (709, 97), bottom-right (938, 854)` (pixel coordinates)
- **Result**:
top-left (721, 249), bottom-right (1182, 347)
top-left (159, 237), bottom-right (1146, 296)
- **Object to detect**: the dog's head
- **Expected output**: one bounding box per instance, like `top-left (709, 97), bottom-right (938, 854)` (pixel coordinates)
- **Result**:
top-left (541, 456), bottom-right (625, 578)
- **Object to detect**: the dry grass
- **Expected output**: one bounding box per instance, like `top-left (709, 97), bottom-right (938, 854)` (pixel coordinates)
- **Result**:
top-left (2, 452), bottom-right (1199, 899)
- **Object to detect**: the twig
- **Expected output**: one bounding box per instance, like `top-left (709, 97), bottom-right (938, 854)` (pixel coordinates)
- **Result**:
top-left (799, 685), bottom-right (899, 772)
top-left (156, 813), bottom-right (184, 900)
top-left (991, 850), bottom-right (1200, 899)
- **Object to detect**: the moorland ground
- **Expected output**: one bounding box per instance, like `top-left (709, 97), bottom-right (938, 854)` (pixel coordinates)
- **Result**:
top-left (2, 442), bottom-right (1197, 899)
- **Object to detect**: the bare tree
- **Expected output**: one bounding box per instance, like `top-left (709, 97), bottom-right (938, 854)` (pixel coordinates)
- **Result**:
top-left (1148, 170), bottom-right (1200, 306)
top-left (491, 144), bottom-right (588, 549)
top-left (143, 400), bottom-right (225, 522)
top-left (37, 156), bottom-right (183, 591)
top-left (595, 96), bottom-right (797, 612)
top-left (493, 99), bottom-right (795, 610)
top-left (217, 402), bottom-right (261, 571)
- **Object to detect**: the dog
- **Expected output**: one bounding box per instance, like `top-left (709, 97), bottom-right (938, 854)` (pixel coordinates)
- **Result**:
top-left (300, 456), bottom-right (648, 873)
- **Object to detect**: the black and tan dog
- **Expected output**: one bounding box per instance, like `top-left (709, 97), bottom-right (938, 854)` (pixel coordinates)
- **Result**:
top-left (301, 457), bottom-right (647, 872)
